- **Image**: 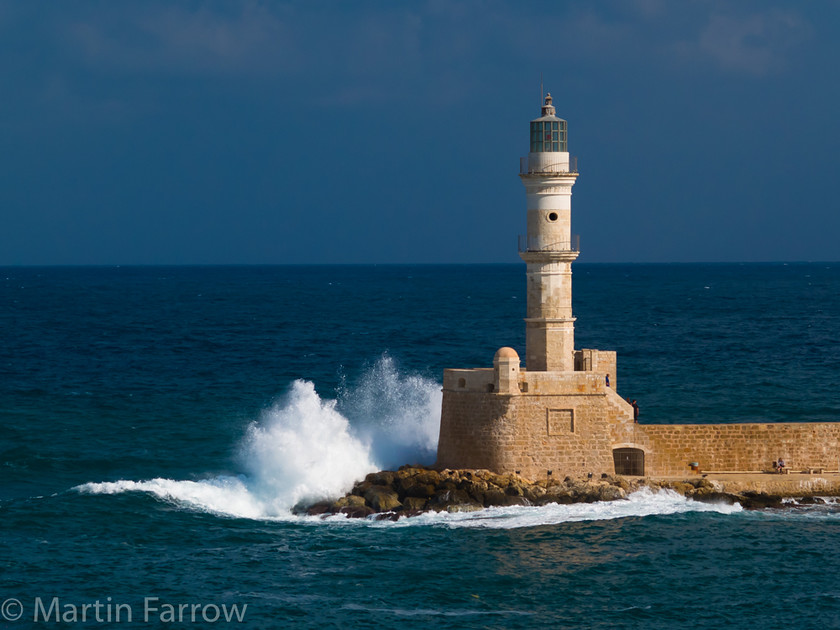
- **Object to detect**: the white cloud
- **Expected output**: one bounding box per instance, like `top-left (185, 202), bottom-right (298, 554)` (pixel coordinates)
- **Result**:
top-left (694, 10), bottom-right (809, 76)
top-left (67, 2), bottom-right (300, 76)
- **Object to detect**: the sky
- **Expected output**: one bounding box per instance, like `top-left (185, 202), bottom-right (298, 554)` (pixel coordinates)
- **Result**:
top-left (1, 0), bottom-right (839, 265)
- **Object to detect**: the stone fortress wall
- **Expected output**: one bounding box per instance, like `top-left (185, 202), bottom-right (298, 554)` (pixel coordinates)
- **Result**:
top-left (436, 347), bottom-right (840, 479)
top-left (641, 422), bottom-right (840, 476)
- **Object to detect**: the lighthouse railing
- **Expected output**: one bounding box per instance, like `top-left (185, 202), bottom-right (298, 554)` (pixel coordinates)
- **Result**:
top-left (518, 234), bottom-right (580, 253)
top-left (520, 155), bottom-right (578, 175)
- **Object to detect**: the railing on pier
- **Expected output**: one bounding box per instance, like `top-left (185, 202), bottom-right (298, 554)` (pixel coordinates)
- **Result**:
top-left (520, 155), bottom-right (578, 175)
top-left (518, 234), bottom-right (580, 253)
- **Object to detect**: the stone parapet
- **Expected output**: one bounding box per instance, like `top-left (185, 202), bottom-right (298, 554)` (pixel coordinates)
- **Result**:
top-left (639, 422), bottom-right (840, 477)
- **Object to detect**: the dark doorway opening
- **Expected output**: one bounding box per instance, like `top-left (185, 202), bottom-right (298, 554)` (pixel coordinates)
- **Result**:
top-left (613, 448), bottom-right (645, 476)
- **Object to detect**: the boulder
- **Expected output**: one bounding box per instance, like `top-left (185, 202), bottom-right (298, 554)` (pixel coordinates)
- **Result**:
top-left (432, 488), bottom-right (472, 506)
top-left (739, 492), bottom-right (783, 510)
top-left (689, 477), bottom-right (715, 490)
top-left (305, 501), bottom-right (333, 516)
top-left (690, 491), bottom-right (739, 505)
top-left (339, 505), bottom-right (375, 519)
top-left (402, 483), bottom-right (436, 499)
top-left (595, 485), bottom-right (626, 501)
top-left (667, 482), bottom-right (694, 496)
top-left (543, 486), bottom-right (574, 504)
top-left (612, 477), bottom-right (632, 492)
top-left (334, 495), bottom-right (367, 509)
top-left (523, 485), bottom-right (547, 504)
top-left (396, 468), bottom-right (441, 493)
top-left (445, 503), bottom-right (484, 513)
top-left (364, 486), bottom-right (402, 512)
top-left (482, 488), bottom-right (509, 506)
top-left (402, 497), bottom-right (427, 511)
top-left (365, 471), bottom-right (396, 487)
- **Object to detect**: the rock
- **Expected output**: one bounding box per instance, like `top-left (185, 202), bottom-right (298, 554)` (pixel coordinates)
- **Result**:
top-left (612, 477), bottom-right (632, 492)
top-left (739, 491), bottom-right (783, 510)
top-left (458, 478), bottom-right (488, 494)
top-left (374, 512), bottom-right (402, 522)
top-left (339, 505), bottom-right (375, 519)
top-left (334, 495), bottom-right (367, 509)
top-left (690, 491), bottom-right (739, 505)
top-left (402, 483), bottom-right (436, 499)
top-left (325, 468), bottom-right (822, 517)
top-left (305, 501), bottom-right (333, 516)
top-left (395, 468), bottom-right (440, 491)
top-left (433, 488), bottom-right (472, 506)
top-left (596, 485), bottom-right (627, 501)
top-left (542, 486), bottom-right (574, 504)
top-left (436, 480), bottom-right (458, 494)
top-left (414, 470), bottom-right (442, 486)
top-left (402, 497), bottom-right (427, 511)
top-left (482, 488), bottom-right (509, 506)
top-left (689, 478), bottom-right (715, 490)
top-left (365, 471), bottom-right (396, 487)
top-left (523, 485), bottom-right (547, 504)
top-left (484, 493), bottom-right (530, 508)
top-left (667, 482), bottom-right (694, 496)
top-left (575, 483), bottom-right (609, 503)
top-left (445, 503), bottom-right (483, 513)
top-left (364, 486), bottom-right (402, 512)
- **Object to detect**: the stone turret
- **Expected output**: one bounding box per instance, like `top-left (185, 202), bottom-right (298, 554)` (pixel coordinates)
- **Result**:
top-left (493, 347), bottom-right (520, 394)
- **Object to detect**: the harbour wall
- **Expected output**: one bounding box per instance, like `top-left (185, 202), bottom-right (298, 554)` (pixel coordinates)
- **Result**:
top-left (436, 357), bottom-right (840, 479)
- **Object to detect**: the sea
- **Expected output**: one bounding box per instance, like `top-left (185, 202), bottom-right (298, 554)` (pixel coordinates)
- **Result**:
top-left (2, 262), bottom-right (840, 629)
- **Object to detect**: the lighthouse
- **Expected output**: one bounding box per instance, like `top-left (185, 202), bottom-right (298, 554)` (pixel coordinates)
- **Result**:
top-left (436, 92), bottom-right (627, 480)
top-left (519, 93), bottom-right (579, 372)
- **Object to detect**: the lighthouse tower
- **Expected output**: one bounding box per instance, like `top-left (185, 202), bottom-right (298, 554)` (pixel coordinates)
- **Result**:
top-left (519, 93), bottom-right (579, 372)
top-left (436, 92), bottom-right (628, 480)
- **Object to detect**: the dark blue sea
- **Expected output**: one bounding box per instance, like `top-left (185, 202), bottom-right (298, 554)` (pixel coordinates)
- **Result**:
top-left (2, 263), bottom-right (840, 629)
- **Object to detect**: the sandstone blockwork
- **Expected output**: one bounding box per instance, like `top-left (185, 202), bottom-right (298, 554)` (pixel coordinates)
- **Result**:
top-left (437, 360), bottom-right (840, 479)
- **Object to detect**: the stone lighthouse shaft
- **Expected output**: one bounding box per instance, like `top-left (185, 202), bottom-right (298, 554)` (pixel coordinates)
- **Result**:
top-left (519, 93), bottom-right (579, 372)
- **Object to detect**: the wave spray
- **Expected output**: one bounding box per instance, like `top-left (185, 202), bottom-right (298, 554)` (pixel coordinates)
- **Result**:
top-left (78, 356), bottom-right (442, 518)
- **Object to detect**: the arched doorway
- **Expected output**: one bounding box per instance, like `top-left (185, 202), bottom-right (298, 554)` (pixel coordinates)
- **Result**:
top-left (613, 447), bottom-right (645, 476)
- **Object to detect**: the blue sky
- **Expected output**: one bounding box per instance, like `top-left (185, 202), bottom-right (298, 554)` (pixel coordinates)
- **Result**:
top-left (2, 1), bottom-right (839, 264)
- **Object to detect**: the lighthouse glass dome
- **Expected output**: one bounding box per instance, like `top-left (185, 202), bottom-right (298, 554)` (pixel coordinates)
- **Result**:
top-left (529, 92), bottom-right (568, 153)
top-left (530, 119), bottom-right (567, 153)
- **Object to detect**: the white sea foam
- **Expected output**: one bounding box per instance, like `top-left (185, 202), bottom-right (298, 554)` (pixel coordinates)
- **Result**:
top-left (78, 356), bottom-right (442, 519)
top-left (327, 487), bottom-right (742, 529)
top-left (78, 476), bottom-right (268, 519)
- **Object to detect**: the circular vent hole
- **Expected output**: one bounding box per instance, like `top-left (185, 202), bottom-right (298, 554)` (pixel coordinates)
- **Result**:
top-left (548, 212), bottom-right (558, 222)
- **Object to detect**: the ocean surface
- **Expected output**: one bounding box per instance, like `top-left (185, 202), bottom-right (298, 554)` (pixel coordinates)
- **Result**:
top-left (2, 263), bottom-right (840, 629)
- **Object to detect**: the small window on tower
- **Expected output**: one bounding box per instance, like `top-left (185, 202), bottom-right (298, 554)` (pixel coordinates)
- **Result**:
top-left (548, 212), bottom-right (558, 222)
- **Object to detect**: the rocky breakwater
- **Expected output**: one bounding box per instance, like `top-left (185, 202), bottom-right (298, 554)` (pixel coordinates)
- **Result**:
top-left (298, 467), bottom-right (755, 519)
